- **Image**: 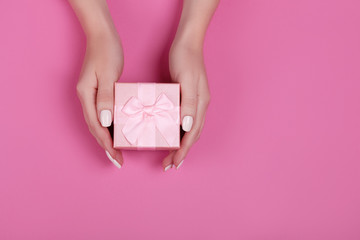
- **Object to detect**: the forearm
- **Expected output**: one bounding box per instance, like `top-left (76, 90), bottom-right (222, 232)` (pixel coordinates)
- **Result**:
top-left (173, 0), bottom-right (220, 50)
top-left (68, 0), bottom-right (118, 40)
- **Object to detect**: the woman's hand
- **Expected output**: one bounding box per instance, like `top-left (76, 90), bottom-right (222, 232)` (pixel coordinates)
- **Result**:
top-left (162, 42), bottom-right (211, 170)
top-left (76, 32), bottom-right (124, 168)
top-left (162, 0), bottom-right (219, 171)
top-left (69, 0), bottom-right (123, 167)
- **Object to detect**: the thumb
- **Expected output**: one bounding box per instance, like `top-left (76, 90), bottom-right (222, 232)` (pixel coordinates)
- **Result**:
top-left (180, 80), bottom-right (197, 132)
top-left (97, 78), bottom-right (115, 127)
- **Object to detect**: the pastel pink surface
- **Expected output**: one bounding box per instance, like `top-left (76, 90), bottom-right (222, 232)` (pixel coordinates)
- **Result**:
top-left (114, 83), bottom-right (180, 149)
top-left (1, 0), bottom-right (360, 239)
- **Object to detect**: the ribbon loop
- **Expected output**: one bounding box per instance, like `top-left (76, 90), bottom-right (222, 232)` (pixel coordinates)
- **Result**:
top-left (121, 93), bottom-right (177, 146)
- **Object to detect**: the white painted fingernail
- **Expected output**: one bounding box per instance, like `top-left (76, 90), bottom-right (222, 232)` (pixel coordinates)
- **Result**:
top-left (100, 110), bottom-right (112, 127)
top-left (164, 164), bottom-right (172, 172)
top-left (176, 160), bottom-right (184, 170)
top-left (182, 116), bottom-right (193, 132)
top-left (105, 150), bottom-right (121, 169)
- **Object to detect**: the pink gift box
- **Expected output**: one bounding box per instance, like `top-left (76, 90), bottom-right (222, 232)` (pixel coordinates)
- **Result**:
top-left (113, 83), bottom-right (180, 150)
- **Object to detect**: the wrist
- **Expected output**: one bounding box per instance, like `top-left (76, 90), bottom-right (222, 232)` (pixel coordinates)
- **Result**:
top-left (85, 18), bottom-right (119, 42)
top-left (86, 28), bottom-right (120, 47)
top-left (172, 23), bottom-right (205, 53)
top-left (71, 0), bottom-right (119, 42)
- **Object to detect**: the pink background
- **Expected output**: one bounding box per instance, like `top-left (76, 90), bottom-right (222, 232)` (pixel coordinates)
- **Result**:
top-left (1, 0), bottom-right (360, 239)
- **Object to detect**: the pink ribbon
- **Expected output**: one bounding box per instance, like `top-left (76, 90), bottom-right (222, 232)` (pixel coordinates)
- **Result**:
top-left (121, 93), bottom-right (178, 146)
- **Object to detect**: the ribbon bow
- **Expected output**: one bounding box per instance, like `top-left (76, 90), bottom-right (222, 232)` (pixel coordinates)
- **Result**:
top-left (121, 93), bottom-right (178, 146)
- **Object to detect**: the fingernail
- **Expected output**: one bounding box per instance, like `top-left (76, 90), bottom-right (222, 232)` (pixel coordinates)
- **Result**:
top-left (100, 110), bottom-right (112, 127)
top-left (164, 164), bottom-right (172, 172)
top-left (182, 116), bottom-right (193, 132)
top-left (105, 150), bottom-right (121, 169)
top-left (176, 160), bottom-right (184, 170)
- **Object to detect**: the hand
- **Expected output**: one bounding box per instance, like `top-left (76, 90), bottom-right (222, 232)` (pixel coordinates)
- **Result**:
top-left (76, 33), bottom-right (124, 168)
top-left (162, 42), bottom-right (211, 170)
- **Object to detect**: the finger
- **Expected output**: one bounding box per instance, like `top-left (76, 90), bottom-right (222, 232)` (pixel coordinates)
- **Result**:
top-left (172, 106), bottom-right (204, 168)
top-left (105, 150), bottom-right (123, 169)
top-left (162, 151), bottom-right (176, 172)
top-left (172, 97), bottom-right (208, 168)
top-left (198, 117), bottom-right (206, 139)
top-left (84, 89), bottom-right (124, 168)
top-left (96, 74), bottom-right (117, 127)
top-left (196, 78), bottom-right (210, 139)
top-left (173, 79), bottom-right (210, 169)
top-left (77, 75), bottom-right (123, 168)
top-left (179, 75), bottom-right (198, 132)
